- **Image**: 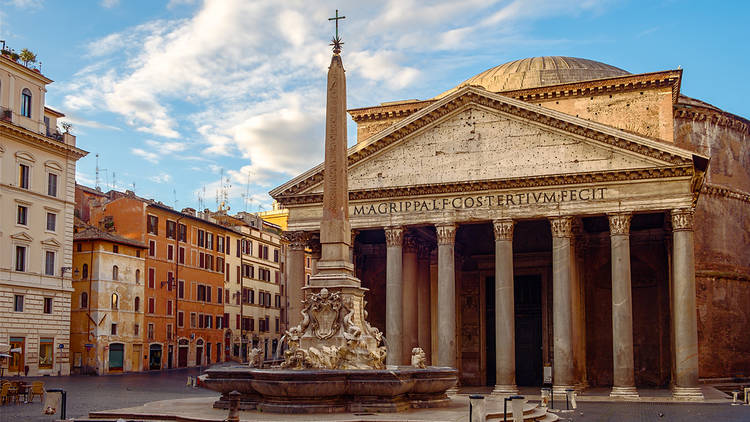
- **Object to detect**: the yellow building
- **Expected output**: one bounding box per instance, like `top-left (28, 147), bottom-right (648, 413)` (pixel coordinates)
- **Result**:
top-left (0, 50), bottom-right (87, 376)
top-left (256, 201), bottom-right (289, 230)
top-left (71, 223), bottom-right (147, 374)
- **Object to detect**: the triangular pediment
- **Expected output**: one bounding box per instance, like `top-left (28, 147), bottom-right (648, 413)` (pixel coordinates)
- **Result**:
top-left (10, 232), bottom-right (33, 242)
top-left (41, 237), bottom-right (62, 247)
top-left (271, 86), bottom-right (704, 200)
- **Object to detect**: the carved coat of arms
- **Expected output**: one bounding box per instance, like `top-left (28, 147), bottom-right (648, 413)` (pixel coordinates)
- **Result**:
top-left (308, 288), bottom-right (342, 340)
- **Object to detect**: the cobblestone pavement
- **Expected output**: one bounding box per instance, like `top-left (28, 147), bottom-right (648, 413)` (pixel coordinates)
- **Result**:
top-left (0, 367), bottom-right (216, 422)
top-left (1, 369), bottom-right (749, 422)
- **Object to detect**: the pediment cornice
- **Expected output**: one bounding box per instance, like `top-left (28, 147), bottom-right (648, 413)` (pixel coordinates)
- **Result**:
top-left (271, 86), bottom-right (703, 200)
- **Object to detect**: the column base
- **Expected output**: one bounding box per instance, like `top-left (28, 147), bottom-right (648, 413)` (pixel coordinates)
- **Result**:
top-left (672, 386), bottom-right (704, 401)
top-left (490, 384), bottom-right (519, 397)
top-left (552, 384), bottom-right (576, 399)
top-left (609, 386), bottom-right (639, 399)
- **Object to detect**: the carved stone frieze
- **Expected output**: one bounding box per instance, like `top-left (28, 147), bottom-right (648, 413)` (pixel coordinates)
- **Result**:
top-left (284, 231), bottom-right (310, 251)
top-left (671, 208), bottom-right (695, 232)
top-left (608, 213), bottom-right (632, 236)
top-left (492, 219), bottom-right (514, 241)
top-left (384, 226), bottom-right (404, 247)
top-left (436, 223), bottom-right (457, 245)
top-left (549, 216), bottom-right (573, 238)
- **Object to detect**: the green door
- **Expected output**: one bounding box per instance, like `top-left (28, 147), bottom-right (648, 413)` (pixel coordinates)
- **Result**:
top-left (109, 344), bottom-right (124, 370)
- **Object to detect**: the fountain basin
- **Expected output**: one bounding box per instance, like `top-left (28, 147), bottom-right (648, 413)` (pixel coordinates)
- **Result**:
top-left (202, 365), bottom-right (458, 413)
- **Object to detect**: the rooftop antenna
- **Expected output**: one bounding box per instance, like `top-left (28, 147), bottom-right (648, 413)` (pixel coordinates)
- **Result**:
top-left (219, 169), bottom-right (231, 212)
top-left (112, 171), bottom-right (116, 191)
top-left (241, 172), bottom-right (252, 212)
top-left (173, 188), bottom-right (178, 209)
top-left (131, 182), bottom-right (136, 193)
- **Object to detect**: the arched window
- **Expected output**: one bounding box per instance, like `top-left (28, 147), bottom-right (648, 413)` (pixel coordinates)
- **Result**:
top-left (81, 292), bottom-right (88, 308)
top-left (111, 292), bottom-right (119, 309)
top-left (112, 265), bottom-right (119, 281)
top-left (134, 296), bottom-right (140, 312)
top-left (21, 88), bottom-right (32, 118)
top-left (82, 264), bottom-right (88, 279)
top-left (135, 269), bottom-right (140, 284)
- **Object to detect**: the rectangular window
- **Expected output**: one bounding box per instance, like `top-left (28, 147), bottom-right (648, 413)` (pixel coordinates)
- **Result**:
top-left (167, 244), bottom-right (174, 261)
top-left (166, 271), bottom-right (174, 290)
top-left (111, 323), bottom-right (117, 335)
top-left (217, 236), bottom-right (224, 253)
top-left (197, 229), bottom-right (205, 247)
top-left (47, 173), bottom-right (58, 197)
top-left (226, 236), bottom-right (230, 255)
top-left (166, 324), bottom-right (173, 340)
top-left (199, 252), bottom-right (205, 268)
top-left (178, 223), bottom-right (187, 242)
top-left (17, 205), bottom-right (28, 225)
top-left (216, 315), bottom-right (223, 329)
top-left (225, 289), bottom-right (229, 304)
top-left (274, 249), bottom-right (279, 263)
top-left (236, 239), bottom-right (241, 257)
top-left (191, 312), bottom-right (197, 328)
top-left (148, 297), bottom-right (155, 314)
top-left (206, 286), bottom-right (212, 303)
top-left (236, 314), bottom-right (240, 329)
top-left (19, 164), bottom-right (29, 189)
top-left (178, 311), bottom-right (184, 327)
top-left (218, 287), bottom-right (223, 304)
top-left (44, 251), bottom-right (55, 276)
top-left (148, 268), bottom-right (155, 288)
top-left (206, 233), bottom-right (213, 250)
top-left (112, 244), bottom-right (118, 254)
top-left (167, 300), bottom-right (173, 316)
top-left (148, 323), bottom-right (154, 340)
top-left (14, 294), bottom-right (23, 312)
top-left (134, 324), bottom-right (140, 336)
top-left (39, 338), bottom-right (53, 369)
top-left (15, 246), bottom-right (26, 272)
top-left (178, 280), bottom-right (185, 299)
top-left (166, 220), bottom-right (176, 239)
top-left (44, 297), bottom-right (53, 314)
top-left (197, 284), bottom-right (206, 301)
top-left (149, 240), bottom-right (155, 257)
top-left (198, 313), bottom-right (204, 328)
top-left (275, 318), bottom-right (279, 333)
top-left (178, 246), bottom-right (185, 264)
top-left (147, 215), bottom-right (159, 235)
top-left (21, 91), bottom-right (32, 118)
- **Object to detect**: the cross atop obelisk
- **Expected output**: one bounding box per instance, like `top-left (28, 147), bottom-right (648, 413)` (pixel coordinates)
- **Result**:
top-left (328, 9), bottom-right (345, 54)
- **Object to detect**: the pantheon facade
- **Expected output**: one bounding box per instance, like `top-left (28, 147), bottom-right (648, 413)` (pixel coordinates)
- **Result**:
top-left (272, 57), bottom-right (749, 399)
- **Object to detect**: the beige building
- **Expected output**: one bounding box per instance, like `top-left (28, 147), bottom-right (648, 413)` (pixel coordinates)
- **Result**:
top-left (214, 211), bottom-right (285, 361)
top-left (0, 53), bottom-right (87, 376)
top-left (71, 223), bottom-right (147, 375)
top-left (272, 56), bottom-right (750, 400)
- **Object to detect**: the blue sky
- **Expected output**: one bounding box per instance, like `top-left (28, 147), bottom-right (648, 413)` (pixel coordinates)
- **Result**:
top-left (1, 0), bottom-right (747, 213)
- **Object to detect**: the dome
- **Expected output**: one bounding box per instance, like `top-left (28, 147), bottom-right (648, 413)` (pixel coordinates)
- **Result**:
top-left (436, 56), bottom-right (630, 98)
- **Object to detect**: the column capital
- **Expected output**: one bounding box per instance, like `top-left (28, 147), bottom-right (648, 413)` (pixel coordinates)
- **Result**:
top-left (384, 226), bottom-right (404, 247)
top-left (671, 208), bottom-right (695, 232)
top-left (435, 223), bottom-right (457, 245)
top-left (284, 231), bottom-right (310, 250)
top-left (608, 212), bottom-right (632, 236)
top-left (492, 219), bottom-right (514, 241)
top-left (549, 216), bottom-right (573, 238)
top-left (403, 235), bottom-right (419, 253)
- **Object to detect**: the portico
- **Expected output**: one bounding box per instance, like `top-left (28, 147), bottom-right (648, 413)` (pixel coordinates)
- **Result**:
top-left (272, 86), bottom-right (708, 399)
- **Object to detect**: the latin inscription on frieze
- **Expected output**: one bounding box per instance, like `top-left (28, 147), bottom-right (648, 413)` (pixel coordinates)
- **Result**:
top-left (352, 187), bottom-right (607, 216)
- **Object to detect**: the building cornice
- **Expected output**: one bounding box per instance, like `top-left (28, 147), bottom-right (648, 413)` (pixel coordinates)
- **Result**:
top-left (276, 165), bottom-right (693, 206)
top-left (701, 183), bottom-right (750, 205)
top-left (0, 55), bottom-right (54, 84)
top-left (0, 120), bottom-right (87, 159)
top-left (674, 103), bottom-right (750, 136)
top-left (272, 86), bottom-right (701, 199)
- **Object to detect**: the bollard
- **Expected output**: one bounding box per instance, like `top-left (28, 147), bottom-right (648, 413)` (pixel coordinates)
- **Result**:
top-left (745, 387), bottom-right (750, 405)
top-left (227, 390), bottom-right (241, 422)
top-left (731, 391), bottom-right (740, 405)
top-left (511, 395), bottom-right (525, 422)
top-left (504, 395), bottom-right (524, 422)
top-left (540, 387), bottom-right (551, 409)
top-left (562, 388), bottom-right (574, 413)
top-left (469, 394), bottom-right (485, 422)
top-left (45, 388), bottom-right (67, 420)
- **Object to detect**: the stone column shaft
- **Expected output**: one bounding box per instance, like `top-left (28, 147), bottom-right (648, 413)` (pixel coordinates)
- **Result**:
top-left (608, 213), bottom-right (638, 398)
top-left (402, 236), bottom-right (419, 363)
top-left (550, 217), bottom-right (575, 395)
top-left (285, 231), bottom-right (309, 328)
top-left (385, 227), bottom-right (404, 366)
top-left (492, 219), bottom-right (518, 395)
top-left (417, 244), bottom-right (432, 364)
top-left (436, 223), bottom-right (457, 368)
top-left (671, 209), bottom-right (703, 400)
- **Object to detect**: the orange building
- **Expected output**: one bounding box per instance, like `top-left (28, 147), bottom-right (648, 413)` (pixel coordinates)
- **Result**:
top-left (89, 192), bottom-right (227, 370)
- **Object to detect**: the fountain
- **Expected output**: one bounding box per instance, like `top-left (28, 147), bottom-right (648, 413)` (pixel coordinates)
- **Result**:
top-left (200, 12), bottom-right (458, 414)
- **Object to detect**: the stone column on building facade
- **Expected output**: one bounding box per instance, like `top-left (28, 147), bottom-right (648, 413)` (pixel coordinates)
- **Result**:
top-left (350, 230), bottom-right (359, 272)
top-left (608, 213), bottom-right (639, 398)
top-left (436, 223), bottom-right (457, 369)
top-left (572, 221), bottom-right (588, 389)
top-left (492, 218), bottom-right (518, 396)
top-left (385, 226), bottom-right (404, 366)
top-left (309, 236), bottom-right (321, 277)
top-left (670, 208), bottom-right (704, 400)
top-left (417, 243), bottom-right (433, 364)
top-left (549, 216), bottom-right (575, 396)
top-left (402, 235), bottom-right (419, 364)
top-left (284, 231), bottom-right (309, 328)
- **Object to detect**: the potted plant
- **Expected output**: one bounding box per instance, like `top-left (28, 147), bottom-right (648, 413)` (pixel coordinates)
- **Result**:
top-left (19, 48), bottom-right (36, 66)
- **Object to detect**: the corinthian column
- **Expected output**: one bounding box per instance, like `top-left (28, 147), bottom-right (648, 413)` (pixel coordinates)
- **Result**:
top-left (285, 231), bottom-right (309, 327)
top-left (549, 216), bottom-right (575, 396)
top-left (492, 219), bottom-right (518, 396)
top-left (385, 226), bottom-right (404, 366)
top-left (436, 223), bottom-right (457, 368)
top-left (608, 213), bottom-right (639, 399)
top-left (670, 209), bottom-right (703, 400)
top-left (402, 235), bottom-right (419, 363)
top-left (417, 243), bottom-right (433, 364)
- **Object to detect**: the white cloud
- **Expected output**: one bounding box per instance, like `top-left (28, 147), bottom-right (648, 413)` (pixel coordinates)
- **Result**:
top-left (100, 0), bottom-right (119, 8)
top-left (131, 148), bottom-right (159, 164)
top-left (145, 139), bottom-right (188, 153)
top-left (149, 172), bottom-right (172, 183)
top-left (5, 0), bottom-right (42, 9)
